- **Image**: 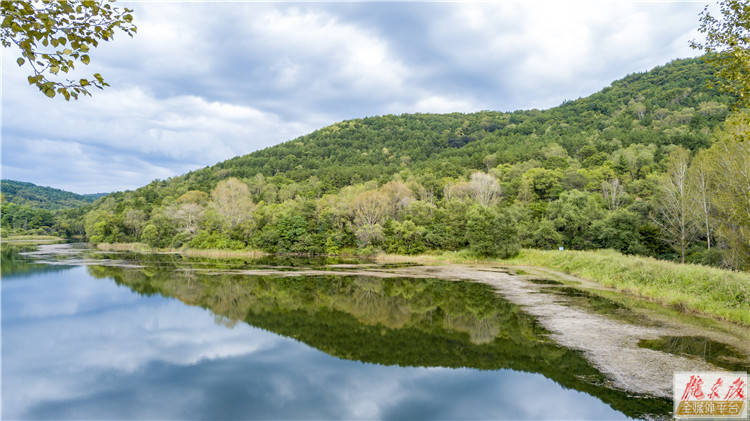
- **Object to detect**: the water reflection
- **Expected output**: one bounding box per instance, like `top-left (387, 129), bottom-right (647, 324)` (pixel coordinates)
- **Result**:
top-left (1, 243), bottom-right (73, 279)
top-left (2, 250), bottom-right (671, 419)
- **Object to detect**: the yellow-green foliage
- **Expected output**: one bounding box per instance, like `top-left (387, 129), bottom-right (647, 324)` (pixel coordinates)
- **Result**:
top-left (502, 249), bottom-right (750, 325)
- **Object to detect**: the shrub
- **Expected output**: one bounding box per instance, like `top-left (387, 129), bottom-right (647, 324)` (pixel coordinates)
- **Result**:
top-left (187, 231), bottom-right (244, 250)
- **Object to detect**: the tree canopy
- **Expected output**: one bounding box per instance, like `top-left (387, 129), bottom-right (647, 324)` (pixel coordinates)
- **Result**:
top-left (691, 0), bottom-right (750, 107)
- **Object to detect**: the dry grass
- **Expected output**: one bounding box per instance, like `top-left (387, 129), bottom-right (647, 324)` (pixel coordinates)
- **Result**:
top-left (173, 248), bottom-right (267, 259)
top-left (375, 250), bottom-right (489, 266)
top-left (96, 242), bottom-right (151, 252)
top-left (95, 242), bottom-right (267, 259)
top-left (1, 235), bottom-right (64, 243)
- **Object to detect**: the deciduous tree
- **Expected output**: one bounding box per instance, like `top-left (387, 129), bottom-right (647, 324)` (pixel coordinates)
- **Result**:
top-left (210, 178), bottom-right (255, 230)
top-left (652, 147), bottom-right (697, 263)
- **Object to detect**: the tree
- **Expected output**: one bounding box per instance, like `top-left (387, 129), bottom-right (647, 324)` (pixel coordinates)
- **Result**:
top-left (688, 149), bottom-right (715, 250)
top-left (547, 190), bottom-right (602, 250)
top-left (521, 168), bottom-right (562, 201)
top-left (141, 223), bottom-right (159, 247)
top-left (380, 180), bottom-right (414, 217)
top-left (210, 178), bottom-right (255, 230)
top-left (594, 210), bottom-right (648, 255)
top-left (351, 190), bottom-right (388, 227)
top-left (171, 203), bottom-right (204, 235)
top-left (466, 205), bottom-right (519, 258)
top-left (690, 0), bottom-right (749, 107)
top-left (652, 147), bottom-right (697, 263)
top-left (702, 111), bottom-right (750, 269)
top-left (122, 208), bottom-right (146, 238)
top-left (176, 190), bottom-right (209, 205)
top-left (530, 219), bottom-right (563, 249)
top-left (468, 172), bottom-right (501, 206)
top-left (351, 190), bottom-right (388, 247)
top-left (601, 178), bottom-right (625, 210)
top-left (1, 0), bottom-right (136, 100)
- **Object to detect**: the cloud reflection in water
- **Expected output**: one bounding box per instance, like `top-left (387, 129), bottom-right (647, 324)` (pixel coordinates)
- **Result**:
top-left (2, 266), bottom-right (628, 420)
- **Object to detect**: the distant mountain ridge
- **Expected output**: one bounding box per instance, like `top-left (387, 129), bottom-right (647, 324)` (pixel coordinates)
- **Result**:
top-left (1, 179), bottom-right (107, 210)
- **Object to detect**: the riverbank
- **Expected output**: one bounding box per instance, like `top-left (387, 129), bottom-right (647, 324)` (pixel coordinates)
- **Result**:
top-left (92, 243), bottom-right (749, 326)
top-left (379, 249), bottom-right (750, 326)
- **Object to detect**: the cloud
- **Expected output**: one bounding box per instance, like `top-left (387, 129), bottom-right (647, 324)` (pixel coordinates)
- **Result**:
top-left (1, 2), bottom-right (705, 193)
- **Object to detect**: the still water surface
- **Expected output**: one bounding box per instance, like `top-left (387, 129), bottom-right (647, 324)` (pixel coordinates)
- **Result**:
top-left (2, 246), bottom-right (670, 419)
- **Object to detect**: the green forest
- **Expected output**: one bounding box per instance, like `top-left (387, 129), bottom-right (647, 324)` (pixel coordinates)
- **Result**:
top-left (3, 57), bottom-right (749, 270)
top-left (0, 180), bottom-right (101, 238)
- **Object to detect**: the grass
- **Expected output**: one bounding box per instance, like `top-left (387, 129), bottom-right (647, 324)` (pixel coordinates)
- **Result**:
top-left (498, 249), bottom-right (750, 325)
top-left (95, 242), bottom-right (267, 259)
top-left (1, 234), bottom-right (64, 242)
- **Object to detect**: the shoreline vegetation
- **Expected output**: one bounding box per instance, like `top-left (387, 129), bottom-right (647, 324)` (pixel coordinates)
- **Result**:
top-left (93, 242), bottom-right (749, 326)
top-left (95, 242), bottom-right (267, 259)
top-left (1, 235), bottom-right (65, 243)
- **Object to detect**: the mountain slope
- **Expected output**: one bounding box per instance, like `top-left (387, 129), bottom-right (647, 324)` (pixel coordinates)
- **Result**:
top-left (1, 180), bottom-right (106, 210)
top-left (117, 57), bottom-right (730, 200)
top-left (83, 56), bottom-right (746, 268)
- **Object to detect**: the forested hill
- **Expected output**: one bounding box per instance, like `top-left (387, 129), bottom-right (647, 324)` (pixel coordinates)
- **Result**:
top-left (1, 180), bottom-right (106, 210)
top-left (78, 56), bottom-right (750, 270)
top-left (159, 57), bottom-right (730, 193)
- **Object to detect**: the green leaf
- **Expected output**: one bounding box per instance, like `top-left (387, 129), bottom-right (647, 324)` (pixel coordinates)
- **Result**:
top-left (50, 65), bottom-right (59, 74)
top-left (80, 79), bottom-right (90, 87)
top-left (16, 57), bottom-right (24, 66)
top-left (81, 55), bottom-right (90, 65)
top-left (62, 48), bottom-right (72, 55)
top-left (44, 89), bottom-right (55, 98)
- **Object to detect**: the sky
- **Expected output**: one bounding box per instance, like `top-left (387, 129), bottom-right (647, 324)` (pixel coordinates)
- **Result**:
top-left (1, 1), bottom-right (707, 194)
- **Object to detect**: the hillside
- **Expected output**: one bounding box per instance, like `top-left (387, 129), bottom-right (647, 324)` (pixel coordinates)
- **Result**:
top-left (68, 57), bottom-right (750, 269)
top-left (0, 180), bottom-right (101, 238)
top-left (1, 180), bottom-right (106, 210)
top-left (158, 57), bottom-right (731, 192)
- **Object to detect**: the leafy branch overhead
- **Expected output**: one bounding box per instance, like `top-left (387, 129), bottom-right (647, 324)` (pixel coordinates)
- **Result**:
top-left (1, 0), bottom-right (136, 100)
top-left (690, 0), bottom-right (750, 107)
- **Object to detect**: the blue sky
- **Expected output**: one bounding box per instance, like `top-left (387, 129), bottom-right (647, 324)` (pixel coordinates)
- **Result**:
top-left (1, 1), bottom-right (705, 194)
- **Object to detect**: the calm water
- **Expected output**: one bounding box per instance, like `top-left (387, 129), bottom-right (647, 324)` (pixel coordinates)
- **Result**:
top-left (1, 246), bottom-right (671, 420)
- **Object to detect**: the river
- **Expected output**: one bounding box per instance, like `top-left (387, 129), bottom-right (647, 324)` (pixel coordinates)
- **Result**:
top-left (2, 244), bottom-right (747, 419)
